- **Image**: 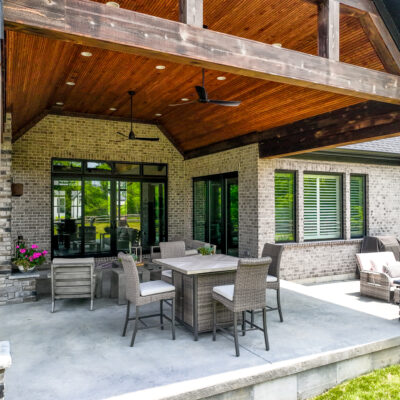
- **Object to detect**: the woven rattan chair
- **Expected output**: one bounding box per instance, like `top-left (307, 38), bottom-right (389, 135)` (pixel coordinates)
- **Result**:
top-left (262, 243), bottom-right (284, 322)
top-left (159, 241), bottom-right (186, 284)
top-left (212, 257), bottom-right (272, 357)
top-left (119, 253), bottom-right (176, 347)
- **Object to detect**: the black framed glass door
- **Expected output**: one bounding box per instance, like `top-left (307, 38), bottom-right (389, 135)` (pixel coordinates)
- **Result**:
top-left (52, 159), bottom-right (167, 258)
top-left (193, 172), bottom-right (238, 255)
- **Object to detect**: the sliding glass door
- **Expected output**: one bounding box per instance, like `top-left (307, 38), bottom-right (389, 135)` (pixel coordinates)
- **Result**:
top-left (52, 159), bottom-right (167, 258)
top-left (193, 172), bottom-right (238, 255)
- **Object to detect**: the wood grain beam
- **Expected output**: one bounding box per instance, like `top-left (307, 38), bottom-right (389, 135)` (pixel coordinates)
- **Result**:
top-left (359, 13), bottom-right (400, 75)
top-left (318, 0), bottom-right (340, 60)
top-left (13, 109), bottom-right (49, 142)
top-left (3, 0), bottom-right (400, 104)
top-left (179, 0), bottom-right (203, 28)
top-left (0, 2), bottom-right (5, 140)
top-left (258, 101), bottom-right (400, 158)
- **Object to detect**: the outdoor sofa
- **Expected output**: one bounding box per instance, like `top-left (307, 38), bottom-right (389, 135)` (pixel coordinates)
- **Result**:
top-left (356, 251), bottom-right (400, 303)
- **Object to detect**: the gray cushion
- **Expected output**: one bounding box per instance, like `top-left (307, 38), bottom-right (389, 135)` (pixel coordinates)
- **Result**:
top-left (213, 284), bottom-right (234, 301)
top-left (383, 262), bottom-right (400, 278)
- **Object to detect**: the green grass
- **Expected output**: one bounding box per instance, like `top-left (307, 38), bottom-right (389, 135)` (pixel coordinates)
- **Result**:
top-left (313, 365), bottom-right (400, 400)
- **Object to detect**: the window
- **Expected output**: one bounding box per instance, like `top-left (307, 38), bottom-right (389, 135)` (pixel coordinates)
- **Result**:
top-left (304, 174), bottom-right (342, 241)
top-left (350, 175), bottom-right (366, 238)
top-left (275, 171), bottom-right (295, 242)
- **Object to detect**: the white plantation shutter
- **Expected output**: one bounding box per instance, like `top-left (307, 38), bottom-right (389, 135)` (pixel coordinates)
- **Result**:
top-left (275, 172), bottom-right (295, 242)
top-left (350, 175), bottom-right (366, 238)
top-left (304, 174), bottom-right (342, 240)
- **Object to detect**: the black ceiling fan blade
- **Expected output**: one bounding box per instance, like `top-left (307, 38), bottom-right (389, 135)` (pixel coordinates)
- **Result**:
top-left (168, 100), bottom-right (198, 106)
top-left (208, 99), bottom-right (241, 107)
top-left (195, 85), bottom-right (208, 101)
top-left (134, 137), bottom-right (160, 141)
top-left (115, 131), bottom-right (128, 138)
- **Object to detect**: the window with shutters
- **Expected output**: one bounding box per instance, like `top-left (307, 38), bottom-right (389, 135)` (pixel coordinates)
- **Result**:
top-left (350, 175), bottom-right (366, 238)
top-left (275, 171), bottom-right (296, 242)
top-left (304, 174), bottom-right (342, 241)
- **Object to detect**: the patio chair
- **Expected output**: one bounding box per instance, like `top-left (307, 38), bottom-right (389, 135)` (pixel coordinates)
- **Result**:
top-left (211, 257), bottom-right (272, 357)
top-left (119, 252), bottom-right (176, 347)
top-left (159, 241), bottom-right (186, 284)
top-left (262, 243), bottom-right (284, 322)
top-left (51, 258), bottom-right (96, 312)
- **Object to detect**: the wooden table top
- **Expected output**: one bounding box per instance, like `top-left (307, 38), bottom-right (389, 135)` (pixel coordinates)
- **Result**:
top-left (153, 254), bottom-right (239, 275)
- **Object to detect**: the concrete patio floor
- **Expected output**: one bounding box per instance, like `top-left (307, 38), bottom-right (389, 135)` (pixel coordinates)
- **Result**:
top-left (1, 279), bottom-right (400, 400)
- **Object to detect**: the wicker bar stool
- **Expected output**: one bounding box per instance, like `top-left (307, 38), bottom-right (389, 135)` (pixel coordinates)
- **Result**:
top-left (160, 241), bottom-right (186, 284)
top-left (119, 253), bottom-right (176, 347)
top-left (263, 243), bottom-right (284, 322)
top-left (212, 257), bottom-right (272, 357)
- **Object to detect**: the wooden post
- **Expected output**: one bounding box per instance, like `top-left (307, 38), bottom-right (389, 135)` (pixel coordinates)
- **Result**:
top-left (179, 0), bottom-right (203, 28)
top-left (318, 0), bottom-right (340, 61)
top-left (0, 0), bottom-right (4, 140)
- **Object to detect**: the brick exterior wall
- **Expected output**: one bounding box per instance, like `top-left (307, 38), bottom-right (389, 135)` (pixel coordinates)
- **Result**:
top-left (258, 157), bottom-right (400, 280)
top-left (11, 114), bottom-right (185, 257)
top-left (2, 112), bottom-right (400, 305)
top-left (184, 144), bottom-right (259, 258)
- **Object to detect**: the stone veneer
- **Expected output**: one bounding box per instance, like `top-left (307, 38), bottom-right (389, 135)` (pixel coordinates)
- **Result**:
top-left (0, 342), bottom-right (11, 400)
top-left (1, 112), bottom-right (400, 305)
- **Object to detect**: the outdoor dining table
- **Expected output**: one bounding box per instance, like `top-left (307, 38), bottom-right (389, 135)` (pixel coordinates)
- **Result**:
top-left (153, 254), bottom-right (239, 340)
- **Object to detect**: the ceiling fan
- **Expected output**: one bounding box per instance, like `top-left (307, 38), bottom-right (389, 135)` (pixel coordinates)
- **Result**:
top-left (114, 90), bottom-right (159, 142)
top-left (169, 69), bottom-right (241, 107)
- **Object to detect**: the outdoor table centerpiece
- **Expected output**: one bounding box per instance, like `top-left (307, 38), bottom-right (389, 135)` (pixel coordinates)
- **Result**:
top-left (12, 243), bottom-right (47, 273)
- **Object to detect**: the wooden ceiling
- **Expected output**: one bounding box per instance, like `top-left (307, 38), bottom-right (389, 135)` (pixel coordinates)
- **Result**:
top-left (6, 0), bottom-right (387, 153)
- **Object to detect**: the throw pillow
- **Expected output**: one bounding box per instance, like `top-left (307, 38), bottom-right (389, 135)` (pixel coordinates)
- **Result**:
top-left (383, 262), bottom-right (400, 278)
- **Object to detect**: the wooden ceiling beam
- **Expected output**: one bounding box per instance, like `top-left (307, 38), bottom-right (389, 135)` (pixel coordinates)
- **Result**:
top-left (318, 0), bottom-right (340, 61)
top-left (3, 0), bottom-right (400, 105)
top-left (179, 0), bottom-right (203, 28)
top-left (258, 101), bottom-right (400, 158)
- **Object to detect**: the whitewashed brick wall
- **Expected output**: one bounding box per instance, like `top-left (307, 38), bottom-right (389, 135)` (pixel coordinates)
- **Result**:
top-left (6, 112), bottom-right (400, 291)
top-left (11, 115), bottom-right (185, 257)
top-left (259, 157), bottom-right (400, 280)
top-left (184, 144), bottom-right (259, 257)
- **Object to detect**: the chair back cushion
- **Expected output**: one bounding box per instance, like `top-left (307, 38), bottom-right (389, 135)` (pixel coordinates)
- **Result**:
top-left (356, 252), bottom-right (396, 273)
top-left (160, 241), bottom-right (186, 259)
top-left (261, 243), bottom-right (284, 278)
top-left (119, 252), bottom-right (140, 303)
top-left (383, 262), bottom-right (400, 278)
top-left (233, 257), bottom-right (272, 310)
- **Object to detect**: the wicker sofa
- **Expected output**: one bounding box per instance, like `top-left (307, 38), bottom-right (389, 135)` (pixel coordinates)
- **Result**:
top-left (356, 252), bottom-right (400, 303)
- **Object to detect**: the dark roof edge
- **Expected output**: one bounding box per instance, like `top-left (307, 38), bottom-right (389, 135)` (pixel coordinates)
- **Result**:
top-left (289, 149), bottom-right (400, 166)
top-left (373, 0), bottom-right (400, 51)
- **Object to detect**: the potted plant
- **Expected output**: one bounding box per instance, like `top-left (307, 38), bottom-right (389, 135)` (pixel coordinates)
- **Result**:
top-left (12, 244), bottom-right (47, 273)
top-left (198, 246), bottom-right (214, 256)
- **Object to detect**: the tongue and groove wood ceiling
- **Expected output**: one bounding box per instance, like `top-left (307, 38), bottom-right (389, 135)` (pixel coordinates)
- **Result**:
top-left (6, 0), bottom-right (386, 152)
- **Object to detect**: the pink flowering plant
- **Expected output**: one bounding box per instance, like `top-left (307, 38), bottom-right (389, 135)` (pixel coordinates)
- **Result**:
top-left (13, 243), bottom-right (48, 271)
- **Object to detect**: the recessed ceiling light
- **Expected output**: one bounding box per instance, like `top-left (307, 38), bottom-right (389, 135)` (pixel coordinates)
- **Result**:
top-left (217, 76), bottom-right (226, 81)
top-left (181, 98), bottom-right (189, 102)
top-left (66, 81), bottom-right (75, 86)
top-left (155, 113), bottom-right (162, 117)
top-left (106, 1), bottom-right (119, 7)
top-left (272, 43), bottom-right (282, 48)
top-left (155, 65), bottom-right (166, 70)
top-left (109, 107), bottom-right (117, 111)
top-left (56, 102), bottom-right (64, 106)
top-left (81, 51), bottom-right (92, 57)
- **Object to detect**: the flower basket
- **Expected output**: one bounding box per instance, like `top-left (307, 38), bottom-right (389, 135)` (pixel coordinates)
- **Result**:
top-left (12, 243), bottom-right (47, 273)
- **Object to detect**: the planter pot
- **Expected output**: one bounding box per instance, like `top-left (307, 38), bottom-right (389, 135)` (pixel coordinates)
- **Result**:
top-left (16, 265), bottom-right (36, 274)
